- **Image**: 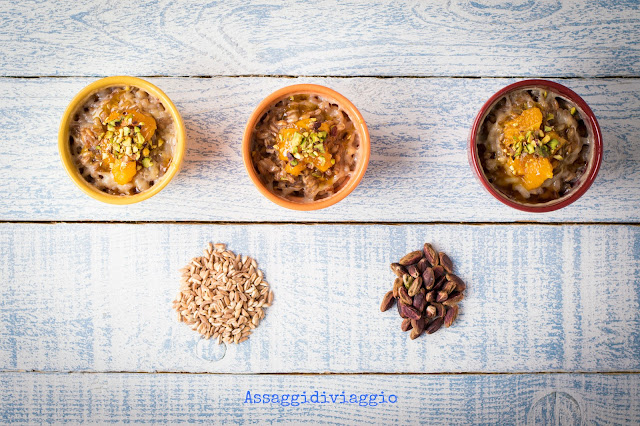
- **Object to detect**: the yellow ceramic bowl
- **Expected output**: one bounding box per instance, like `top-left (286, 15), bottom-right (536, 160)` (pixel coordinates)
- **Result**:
top-left (58, 76), bottom-right (186, 204)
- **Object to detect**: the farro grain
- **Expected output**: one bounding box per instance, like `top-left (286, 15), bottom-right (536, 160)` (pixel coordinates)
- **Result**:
top-left (173, 243), bottom-right (272, 345)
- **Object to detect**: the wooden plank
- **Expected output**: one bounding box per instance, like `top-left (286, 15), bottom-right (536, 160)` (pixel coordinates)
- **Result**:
top-left (1, 223), bottom-right (638, 373)
top-left (1, 1), bottom-right (639, 77)
top-left (1, 77), bottom-right (639, 222)
top-left (1, 373), bottom-right (639, 424)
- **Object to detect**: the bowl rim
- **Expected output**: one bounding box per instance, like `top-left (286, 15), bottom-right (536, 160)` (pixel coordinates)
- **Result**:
top-left (468, 79), bottom-right (603, 213)
top-left (58, 76), bottom-right (186, 205)
top-left (242, 83), bottom-right (371, 211)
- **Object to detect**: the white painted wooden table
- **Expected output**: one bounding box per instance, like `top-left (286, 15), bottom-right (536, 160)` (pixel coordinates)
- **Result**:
top-left (1, 1), bottom-right (639, 424)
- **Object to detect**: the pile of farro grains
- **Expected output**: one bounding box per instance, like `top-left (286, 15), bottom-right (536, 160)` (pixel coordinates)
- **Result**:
top-left (172, 243), bottom-right (273, 344)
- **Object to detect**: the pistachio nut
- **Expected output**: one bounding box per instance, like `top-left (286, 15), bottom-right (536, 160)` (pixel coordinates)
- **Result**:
top-left (399, 250), bottom-right (424, 266)
top-left (380, 291), bottom-right (395, 312)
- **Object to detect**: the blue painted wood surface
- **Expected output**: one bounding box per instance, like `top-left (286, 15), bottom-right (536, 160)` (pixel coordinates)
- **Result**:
top-left (1, 223), bottom-right (638, 374)
top-left (1, 77), bottom-right (639, 222)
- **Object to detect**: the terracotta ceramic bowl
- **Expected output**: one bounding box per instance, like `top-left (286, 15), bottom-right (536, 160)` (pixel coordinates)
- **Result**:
top-left (469, 79), bottom-right (602, 212)
top-left (58, 76), bottom-right (186, 205)
top-left (242, 84), bottom-right (370, 210)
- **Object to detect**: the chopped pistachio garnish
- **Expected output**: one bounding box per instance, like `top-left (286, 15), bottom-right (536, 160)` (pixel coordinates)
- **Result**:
top-left (547, 113), bottom-right (554, 121)
top-left (553, 155), bottom-right (563, 160)
top-left (537, 144), bottom-right (550, 157)
top-left (548, 139), bottom-right (559, 151)
top-left (95, 110), bottom-right (159, 171)
top-left (544, 126), bottom-right (552, 132)
top-left (570, 107), bottom-right (576, 115)
top-left (541, 135), bottom-right (551, 144)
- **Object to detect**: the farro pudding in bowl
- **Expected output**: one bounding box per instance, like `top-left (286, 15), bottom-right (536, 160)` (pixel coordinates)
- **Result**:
top-left (59, 77), bottom-right (185, 204)
top-left (471, 80), bottom-right (602, 211)
top-left (244, 84), bottom-right (370, 210)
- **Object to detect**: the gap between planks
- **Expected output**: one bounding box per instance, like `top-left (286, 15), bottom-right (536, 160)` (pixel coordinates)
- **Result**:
top-left (1, 221), bottom-right (639, 226)
top-left (3, 371), bottom-right (639, 376)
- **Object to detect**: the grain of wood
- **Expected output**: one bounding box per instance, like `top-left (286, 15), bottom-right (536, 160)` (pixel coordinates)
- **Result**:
top-left (0, 223), bottom-right (638, 373)
top-left (1, 77), bottom-right (638, 222)
top-left (173, 243), bottom-right (272, 343)
top-left (0, 373), bottom-right (638, 423)
top-left (2, 0), bottom-right (638, 421)
top-left (1, 1), bottom-right (639, 77)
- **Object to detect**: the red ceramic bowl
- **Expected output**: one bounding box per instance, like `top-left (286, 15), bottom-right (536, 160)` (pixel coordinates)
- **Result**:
top-left (469, 79), bottom-right (602, 213)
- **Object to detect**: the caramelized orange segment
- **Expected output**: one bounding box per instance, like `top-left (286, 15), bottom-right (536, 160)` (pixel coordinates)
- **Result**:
top-left (112, 159), bottom-right (137, 185)
top-left (294, 118), bottom-right (314, 131)
top-left (503, 107), bottom-right (543, 144)
top-left (284, 161), bottom-right (307, 175)
top-left (509, 155), bottom-right (553, 190)
top-left (292, 119), bottom-right (331, 133)
top-left (318, 122), bottom-right (331, 133)
top-left (311, 151), bottom-right (333, 172)
top-left (100, 153), bottom-right (115, 170)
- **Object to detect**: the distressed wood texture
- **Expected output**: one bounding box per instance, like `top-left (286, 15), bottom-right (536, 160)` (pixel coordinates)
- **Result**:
top-left (2, 77), bottom-right (639, 222)
top-left (1, 223), bottom-right (639, 373)
top-left (1, 1), bottom-right (639, 77)
top-left (1, 373), bottom-right (639, 424)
